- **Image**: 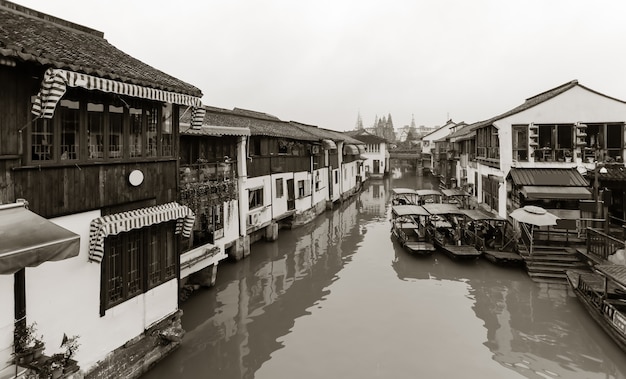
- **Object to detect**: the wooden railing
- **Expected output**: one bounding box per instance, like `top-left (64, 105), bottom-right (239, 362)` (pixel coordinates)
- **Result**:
top-left (586, 227), bottom-right (625, 261)
top-left (180, 161), bottom-right (235, 185)
top-left (519, 222), bottom-right (533, 255)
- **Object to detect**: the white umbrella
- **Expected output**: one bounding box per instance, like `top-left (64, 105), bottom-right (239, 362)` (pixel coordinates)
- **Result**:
top-left (509, 205), bottom-right (559, 227)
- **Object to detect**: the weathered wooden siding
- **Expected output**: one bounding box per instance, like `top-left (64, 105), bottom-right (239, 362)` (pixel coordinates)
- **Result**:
top-left (13, 161), bottom-right (178, 217)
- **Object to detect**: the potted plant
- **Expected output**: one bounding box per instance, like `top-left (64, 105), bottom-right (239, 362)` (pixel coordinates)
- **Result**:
top-left (14, 322), bottom-right (44, 365)
top-left (564, 149), bottom-right (573, 162)
top-left (60, 334), bottom-right (80, 374)
top-left (43, 353), bottom-right (66, 379)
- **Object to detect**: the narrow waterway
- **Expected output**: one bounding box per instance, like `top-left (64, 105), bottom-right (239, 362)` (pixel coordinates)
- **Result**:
top-left (143, 169), bottom-right (626, 379)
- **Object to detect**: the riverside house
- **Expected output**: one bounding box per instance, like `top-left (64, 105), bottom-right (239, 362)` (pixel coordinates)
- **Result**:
top-left (0, 2), bottom-right (204, 378)
top-left (345, 129), bottom-right (389, 179)
top-left (196, 107), bottom-right (366, 247)
top-left (462, 80), bottom-right (626, 228)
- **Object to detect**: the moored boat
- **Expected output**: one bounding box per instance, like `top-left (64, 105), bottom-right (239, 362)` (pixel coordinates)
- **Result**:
top-left (390, 205), bottom-right (436, 255)
top-left (460, 209), bottom-right (523, 266)
top-left (415, 189), bottom-right (443, 205)
top-left (423, 203), bottom-right (481, 259)
top-left (566, 265), bottom-right (626, 352)
top-left (391, 188), bottom-right (420, 206)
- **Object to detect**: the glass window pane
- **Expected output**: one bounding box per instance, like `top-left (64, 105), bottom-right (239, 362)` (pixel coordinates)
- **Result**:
top-left (127, 233), bottom-right (142, 296)
top-left (146, 106), bottom-right (158, 157)
top-left (32, 119), bottom-right (53, 161)
top-left (129, 107), bottom-right (143, 158)
top-left (162, 104), bottom-right (173, 157)
top-left (147, 229), bottom-right (161, 287)
top-left (87, 102), bottom-right (104, 160)
top-left (107, 236), bottom-right (124, 304)
top-left (109, 105), bottom-right (124, 159)
top-left (59, 100), bottom-right (80, 160)
top-left (164, 225), bottom-right (176, 279)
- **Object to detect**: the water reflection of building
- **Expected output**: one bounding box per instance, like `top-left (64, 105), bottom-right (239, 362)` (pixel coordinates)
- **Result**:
top-left (390, 248), bottom-right (626, 378)
top-left (359, 181), bottom-right (387, 217)
top-left (149, 197), bottom-right (364, 379)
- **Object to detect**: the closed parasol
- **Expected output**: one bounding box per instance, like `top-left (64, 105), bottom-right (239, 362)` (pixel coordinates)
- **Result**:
top-left (509, 205), bottom-right (559, 227)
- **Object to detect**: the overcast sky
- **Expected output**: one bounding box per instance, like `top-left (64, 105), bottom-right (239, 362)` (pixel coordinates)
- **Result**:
top-left (12, 0), bottom-right (626, 132)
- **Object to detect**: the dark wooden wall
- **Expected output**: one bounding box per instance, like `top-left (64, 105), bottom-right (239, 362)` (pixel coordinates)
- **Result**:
top-left (13, 161), bottom-right (178, 218)
top-left (1, 65), bottom-right (178, 217)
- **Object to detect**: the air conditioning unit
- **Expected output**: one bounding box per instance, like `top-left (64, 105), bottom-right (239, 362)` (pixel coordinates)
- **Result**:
top-left (248, 212), bottom-right (260, 226)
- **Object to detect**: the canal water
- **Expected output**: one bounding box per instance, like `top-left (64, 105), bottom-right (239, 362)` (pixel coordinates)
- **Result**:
top-left (142, 170), bottom-right (626, 379)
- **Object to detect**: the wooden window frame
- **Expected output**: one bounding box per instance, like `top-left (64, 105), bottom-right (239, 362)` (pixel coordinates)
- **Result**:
top-left (248, 187), bottom-right (264, 209)
top-left (100, 221), bottom-right (178, 315)
top-left (28, 90), bottom-right (175, 166)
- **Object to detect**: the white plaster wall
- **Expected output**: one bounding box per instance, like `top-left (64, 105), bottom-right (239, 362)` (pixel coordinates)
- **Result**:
top-left (312, 167), bottom-right (329, 205)
top-left (222, 199), bottom-right (240, 247)
top-left (331, 168), bottom-right (340, 202)
top-left (294, 171), bottom-right (312, 212)
top-left (270, 173), bottom-right (292, 219)
top-left (245, 176), bottom-right (272, 226)
top-left (341, 161), bottom-right (358, 195)
top-left (26, 211), bottom-right (179, 371)
top-left (0, 275), bottom-right (13, 374)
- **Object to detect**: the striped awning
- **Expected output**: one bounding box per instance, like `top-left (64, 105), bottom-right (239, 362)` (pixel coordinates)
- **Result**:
top-left (356, 145), bottom-right (366, 154)
top-left (322, 139), bottom-right (337, 150)
top-left (343, 144), bottom-right (359, 155)
top-left (32, 68), bottom-right (206, 128)
top-left (88, 202), bottom-right (195, 263)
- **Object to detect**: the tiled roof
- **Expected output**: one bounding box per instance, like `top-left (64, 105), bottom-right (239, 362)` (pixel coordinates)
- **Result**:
top-left (345, 130), bottom-right (387, 144)
top-left (0, 0), bottom-right (201, 96)
top-left (469, 80), bottom-right (620, 131)
top-left (197, 107), bottom-right (319, 141)
top-left (508, 168), bottom-right (589, 187)
top-left (181, 125), bottom-right (250, 137)
top-left (591, 163), bottom-right (626, 182)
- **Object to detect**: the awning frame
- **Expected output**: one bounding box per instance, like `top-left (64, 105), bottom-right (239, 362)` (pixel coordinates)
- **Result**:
top-left (88, 202), bottom-right (195, 263)
top-left (32, 68), bottom-right (205, 127)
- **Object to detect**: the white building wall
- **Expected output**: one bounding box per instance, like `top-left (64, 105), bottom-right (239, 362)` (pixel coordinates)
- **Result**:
top-left (294, 171), bottom-right (312, 212)
top-left (270, 173), bottom-right (292, 219)
top-left (341, 161), bottom-right (359, 195)
top-left (245, 176), bottom-right (272, 227)
top-left (330, 168), bottom-right (341, 202)
top-left (312, 167), bottom-right (329, 205)
top-left (25, 211), bottom-right (179, 371)
top-left (0, 275), bottom-right (13, 375)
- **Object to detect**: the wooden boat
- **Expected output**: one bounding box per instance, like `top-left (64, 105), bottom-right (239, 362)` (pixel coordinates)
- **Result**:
top-left (415, 189), bottom-right (443, 205)
top-left (460, 209), bottom-right (523, 265)
top-left (423, 203), bottom-right (481, 259)
top-left (390, 205), bottom-right (436, 255)
top-left (441, 188), bottom-right (472, 209)
top-left (391, 188), bottom-right (420, 206)
top-left (566, 265), bottom-right (626, 352)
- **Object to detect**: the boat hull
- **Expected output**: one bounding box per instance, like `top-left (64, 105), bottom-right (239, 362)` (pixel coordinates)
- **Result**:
top-left (433, 238), bottom-right (482, 259)
top-left (566, 270), bottom-right (626, 353)
top-left (392, 229), bottom-right (435, 256)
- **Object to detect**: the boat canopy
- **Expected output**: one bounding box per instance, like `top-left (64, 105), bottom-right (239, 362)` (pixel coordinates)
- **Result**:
top-left (441, 188), bottom-right (471, 197)
top-left (392, 205), bottom-right (430, 217)
top-left (416, 189), bottom-right (443, 196)
top-left (422, 203), bottom-right (462, 215)
top-left (392, 188), bottom-right (419, 195)
top-left (461, 209), bottom-right (505, 221)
